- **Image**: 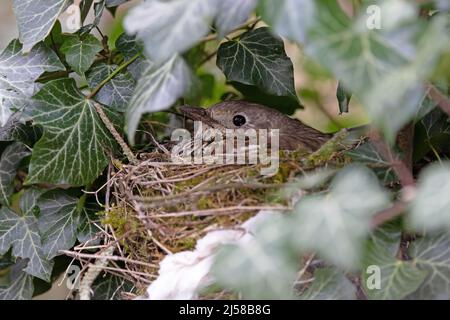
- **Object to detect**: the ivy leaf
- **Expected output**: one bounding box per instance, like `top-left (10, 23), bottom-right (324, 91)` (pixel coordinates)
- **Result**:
top-left (299, 267), bottom-right (357, 300)
top-left (0, 40), bottom-right (65, 126)
top-left (124, 0), bottom-right (218, 62)
top-left (0, 112), bottom-right (43, 146)
top-left (105, 0), bottom-right (129, 7)
top-left (87, 63), bottom-right (135, 111)
top-left (80, 0), bottom-right (95, 24)
top-left (12, 0), bottom-right (72, 52)
top-left (60, 34), bottom-right (103, 75)
top-left (77, 203), bottom-right (100, 244)
top-left (361, 222), bottom-right (427, 300)
top-left (292, 165), bottom-right (390, 270)
top-left (0, 264), bottom-right (34, 300)
top-left (215, 0), bottom-right (257, 36)
top-left (92, 274), bottom-right (135, 300)
top-left (0, 142), bottom-right (30, 206)
top-left (26, 78), bottom-right (118, 186)
top-left (115, 33), bottom-right (151, 80)
top-left (80, 1), bottom-right (106, 35)
top-left (346, 142), bottom-right (397, 184)
top-left (408, 163), bottom-right (450, 233)
top-left (0, 190), bottom-right (54, 282)
top-left (126, 55), bottom-right (193, 144)
top-left (258, 0), bottom-right (315, 44)
top-left (408, 233), bottom-right (450, 299)
top-left (217, 27), bottom-right (300, 108)
top-left (36, 190), bottom-right (80, 259)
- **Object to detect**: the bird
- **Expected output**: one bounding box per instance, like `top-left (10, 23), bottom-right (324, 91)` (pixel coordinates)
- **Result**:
top-left (179, 101), bottom-right (332, 151)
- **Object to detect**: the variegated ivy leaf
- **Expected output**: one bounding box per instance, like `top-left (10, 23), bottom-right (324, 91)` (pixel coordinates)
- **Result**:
top-left (292, 165), bottom-right (390, 270)
top-left (216, 27), bottom-right (299, 106)
top-left (0, 189), bottom-right (54, 282)
top-left (299, 267), bottom-right (357, 300)
top-left (12, 0), bottom-right (72, 52)
top-left (0, 39), bottom-right (64, 127)
top-left (346, 142), bottom-right (397, 184)
top-left (0, 142), bottom-right (30, 206)
top-left (408, 163), bottom-right (450, 233)
top-left (126, 55), bottom-right (193, 144)
top-left (60, 34), bottom-right (103, 75)
top-left (37, 190), bottom-right (93, 259)
top-left (115, 33), bottom-right (151, 80)
top-left (0, 112), bottom-right (43, 146)
top-left (408, 233), bottom-right (450, 299)
top-left (362, 222), bottom-right (427, 300)
top-left (215, 0), bottom-right (257, 36)
top-left (77, 203), bottom-right (101, 244)
top-left (26, 78), bottom-right (119, 186)
top-left (124, 0), bottom-right (219, 62)
top-left (91, 274), bottom-right (135, 300)
top-left (80, 0), bottom-right (106, 35)
top-left (0, 262), bottom-right (34, 300)
top-left (87, 63), bottom-right (135, 111)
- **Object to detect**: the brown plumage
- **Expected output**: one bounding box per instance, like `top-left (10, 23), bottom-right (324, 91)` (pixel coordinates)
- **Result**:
top-left (180, 101), bottom-right (331, 151)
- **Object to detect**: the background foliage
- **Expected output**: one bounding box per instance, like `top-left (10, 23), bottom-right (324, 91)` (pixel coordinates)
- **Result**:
top-left (0, 0), bottom-right (450, 300)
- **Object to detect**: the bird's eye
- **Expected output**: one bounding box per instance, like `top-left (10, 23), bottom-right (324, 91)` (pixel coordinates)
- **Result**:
top-left (233, 115), bottom-right (246, 127)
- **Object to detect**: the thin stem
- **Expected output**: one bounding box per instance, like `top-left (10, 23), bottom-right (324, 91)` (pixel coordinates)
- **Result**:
top-left (93, 102), bottom-right (137, 164)
top-left (87, 52), bottom-right (140, 99)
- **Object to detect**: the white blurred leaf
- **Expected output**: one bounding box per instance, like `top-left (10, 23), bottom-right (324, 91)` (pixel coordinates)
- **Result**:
top-left (124, 0), bottom-right (219, 62)
top-left (409, 163), bottom-right (450, 233)
top-left (292, 165), bottom-right (390, 270)
top-left (126, 55), bottom-right (193, 144)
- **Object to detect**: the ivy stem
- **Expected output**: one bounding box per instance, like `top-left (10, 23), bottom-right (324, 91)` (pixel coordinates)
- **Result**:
top-left (93, 102), bottom-right (137, 164)
top-left (86, 52), bottom-right (140, 100)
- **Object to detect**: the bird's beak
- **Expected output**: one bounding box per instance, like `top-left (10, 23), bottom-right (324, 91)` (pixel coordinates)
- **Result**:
top-left (179, 105), bottom-right (225, 130)
top-left (179, 105), bottom-right (208, 122)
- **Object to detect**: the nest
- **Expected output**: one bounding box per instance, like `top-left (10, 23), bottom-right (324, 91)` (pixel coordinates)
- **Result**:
top-left (70, 131), bottom-right (353, 299)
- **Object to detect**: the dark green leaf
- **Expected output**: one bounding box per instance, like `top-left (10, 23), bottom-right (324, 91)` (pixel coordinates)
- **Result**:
top-left (0, 40), bottom-right (64, 126)
top-left (27, 78), bottom-right (118, 186)
top-left (217, 27), bottom-right (300, 109)
top-left (0, 190), bottom-right (54, 282)
top-left (362, 223), bottom-right (427, 300)
top-left (37, 190), bottom-right (80, 259)
top-left (299, 267), bottom-right (357, 300)
top-left (80, 0), bottom-right (95, 24)
top-left (12, 0), bottom-right (72, 52)
top-left (346, 141), bottom-right (397, 184)
top-left (92, 273), bottom-right (135, 300)
top-left (115, 33), bottom-right (150, 80)
top-left (60, 34), bottom-right (103, 75)
top-left (87, 63), bottom-right (135, 111)
top-left (0, 142), bottom-right (30, 205)
top-left (0, 267), bottom-right (34, 300)
top-left (80, 1), bottom-right (106, 35)
top-left (408, 233), bottom-right (450, 299)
